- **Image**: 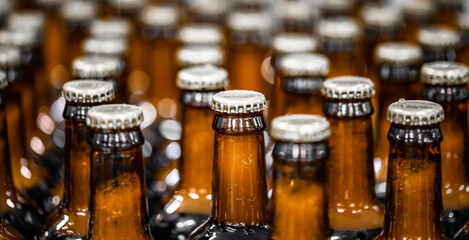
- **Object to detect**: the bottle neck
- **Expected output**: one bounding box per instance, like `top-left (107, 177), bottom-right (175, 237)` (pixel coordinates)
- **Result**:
top-left (281, 76), bottom-right (324, 95)
top-left (383, 124), bottom-right (445, 238)
top-left (211, 113), bottom-right (269, 226)
top-left (364, 25), bottom-right (398, 44)
top-left (422, 45), bottom-right (458, 62)
top-left (89, 128), bottom-right (151, 239)
top-left (319, 38), bottom-right (357, 54)
top-left (0, 91), bottom-right (15, 193)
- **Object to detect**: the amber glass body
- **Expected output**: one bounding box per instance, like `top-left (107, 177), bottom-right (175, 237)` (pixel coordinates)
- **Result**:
top-left (373, 63), bottom-right (420, 187)
top-left (88, 127), bottom-right (153, 240)
top-left (421, 83), bottom-right (469, 238)
top-left (422, 45), bottom-right (459, 63)
top-left (319, 38), bottom-right (366, 77)
top-left (188, 112), bottom-right (271, 239)
top-left (0, 220), bottom-right (23, 240)
top-left (43, 99), bottom-right (109, 239)
top-left (271, 141), bottom-right (329, 240)
top-left (0, 86), bottom-right (42, 239)
top-left (280, 75), bottom-right (325, 117)
top-left (150, 90), bottom-right (219, 239)
top-left (228, 30), bottom-right (271, 97)
top-left (401, 12), bottom-right (433, 42)
top-left (375, 123), bottom-right (448, 240)
top-left (324, 98), bottom-right (384, 239)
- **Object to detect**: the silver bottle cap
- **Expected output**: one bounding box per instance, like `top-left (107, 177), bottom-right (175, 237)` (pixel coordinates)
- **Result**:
top-left (62, 80), bottom-right (115, 103)
top-left (279, 53), bottom-right (330, 77)
top-left (227, 11), bottom-right (273, 32)
top-left (176, 45), bottom-right (224, 68)
top-left (271, 114), bottom-right (330, 143)
top-left (280, 1), bottom-right (317, 22)
top-left (7, 11), bottom-right (45, 31)
top-left (72, 55), bottom-right (123, 79)
top-left (387, 99), bottom-right (444, 126)
top-left (186, 0), bottom-right (228, 17)
top-left (86, 104), bottom-right (144, 130)
top-left (0, 29), bottom-right (37, 48)
top-left (0, 45), bottom-right (21, 67)
top-left (403, 0), bottom-right (434, 16)
top-left (272, 33), bottom-right (318, 54)
top-left (178, 24), bottom-right (225, 45)
top-left (83, 37), bottom-right (129, 57)
top-left (421, 61), bottom-right (469, 85)
top-left (89, 18), bottom-right (131, 38)
top-left (176, 65), bottom-right (228, 91)
top-left (0, 71), bottom-right (7, 90)
top-left (318, 17), bottom-right (362, 40)
top-left (60, 1), bottom-right (97, 22)
top-left (322, 76), bottom-right (375, 100)
top-left (140, 5), bottom-right (178, 27)
top-left (360, 4), bottom-right (400, 27)
top-left (418, 26), bottom-right (459, 48)
top-left (211, 90), bottom-right (266, 114)
top-left (374, 42), bottom-right (423, 64)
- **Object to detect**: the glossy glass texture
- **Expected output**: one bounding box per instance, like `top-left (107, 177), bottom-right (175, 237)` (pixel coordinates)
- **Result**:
top-left (0, 219), bottom-right (23, 240)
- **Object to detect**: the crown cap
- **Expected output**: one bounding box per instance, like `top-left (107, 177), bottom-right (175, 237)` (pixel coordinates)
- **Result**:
top-left (421, 61), bottom-right (469, 85)
top-left (140, 5), bottom-right (178, 27)
top-left (271, 114), bottom-right (330, 143)
top-left (279, 53), bottom-right (330, 77)
top-left (418, 26), bottom-right (459, 47)
top-left (177, 65), bottom-right (228, 91)
top-left (178, 24), bottom-right (224, 45)
top-left (72, 55), bottom-right (123, 79)
top-left (272, 33), bottom-right (317, 54)
top-left (211, 90), bottom-right (266, 114)
top-left (83, 37), bottom-right (128, 56)
top-left (322, 76), bottom-right (375, 99)
top-left (374, 42), bottom-right (423, 64)
top-left (176, 45), bottom-right (224, 68)
top-left (62, 80), bottom-right (115, 103)
top-left (86, 104), bottom-right (144, 130)
top-left (387, 99), bottom-right (444, 126)
top-left (0, 45), bottom-right (21, 67)
top-left (90, 18), bottom-right (131, 38)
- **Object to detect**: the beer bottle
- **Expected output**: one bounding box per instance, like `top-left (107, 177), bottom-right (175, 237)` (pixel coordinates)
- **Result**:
top-left (434, 0), bottom-right (463, 28)
top-left (188, 90), bottom-right (271, 239)
top-left (322, 76), bottom-right (384, 239)
top-left (420, 61), bottom-right (469, 238)
top-left (176, 45), bottom-right (224, 69)
top-left (372, 42), bottom-right (423, 197)
top-left (0, 70), bottom-right (42, 239)
top-left (268, 33), bottom-right (317, 122)
top-left (89, 18), bottom-right (132, 40)
top-left (184, 0), bottom-right (228, 24)
top-left (317, 17), bottom-right (366, 77)
top-left (42, 80), bottom-right (115, 240)
top-left (278, 0), bottom-right (317, 34)
top-left (86, 104), bottom-right (153, 240)
top-left (401, 0), bottom-right (434, 42)
top-left (151, 65), bottom-right (228, 239)
top-left (418, 26), bottom-right (460, 62)
top-left (320, 0), bottom-right (356, 18)
top-left (276, 53), bottom-right (329, 117)
top-left (270, 114), bottom-right (330, 240)
top-left (0, 219), bottom-right (23, 240)
top-left (374, 100), bottom-right (448, 240)
top-left (458, 14), bottom-right (469, 65)
top-left (71, 55), bottom-right (124, 103)
top-left (227, 11), bottom-right (273, 96)
top-left (178, 24), bottom-right (225, 46)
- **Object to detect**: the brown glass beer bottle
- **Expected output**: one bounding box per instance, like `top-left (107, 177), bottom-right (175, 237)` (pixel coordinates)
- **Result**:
top-left (401, 0), bottom-right (434, 42)
top-left (278, 0), bottom-right (317, 34)
top-left (374, 100), bottom-right (448, 240)
top-left (42, 80), bottom-right (115, 240)
top-left (86, 104), bottom-right (153, 240)
top-left (418, 26), bottom-right (460, 62)
top-left (184, 0), bottom-right (228, 24)
top-left (270, 114), bottom-right (330, 240)
top-left (188, 90), bottom-right (271, 239)
top-left (151, 65), bottom-right (228, 239)
top-left (322, 76), bottom-right (384, 239)
top-left (420, 61), bottom-right (469, 238)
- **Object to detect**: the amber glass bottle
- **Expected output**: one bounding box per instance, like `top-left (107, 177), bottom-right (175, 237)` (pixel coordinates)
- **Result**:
top-left (401, 0), bottom-right (434, 42)
top-left (176, 45), bottom-right (224, 69)
top-left (317, 17), bottom-right (365, 78)
top-left (270, 114), bottom-right (330, 240)
top-left (276, 53), bottom-right (329, 117)
top-left (86, 104), bottom-right (153, 240)
top-left (434, 0), bottom-right (463, 28)
top-left (374, 100), bottom-right (448, 240)
top-left (184, 0), bottom-right (228, 24)
top-left (227, 11), bottom-right (272, 97)
top-left (0, 219), bottom-right (23, 240)
top-left (151, 66), bottom-right (228, 239)
top-left (42, 80), bottom-right (115, 240)
top-left (268, 33), bottom-right (318, 123)
top-left (278, 0), bottom-right (317, 33)
top-left (188, 90), bottom-right (271, 239)
top-left (372, 42), bottom-right (423, 196)
top-left (418, 26), bottom-right (460, 63)
top-left (459, 15), bottom-right (469, 65)
top-left (71, 55), bottom-right (124, 103)
top-left (178, 24), bottom-right (225, 47)
top-left (0, 71), bottom-right (42, 239)
top-left (420, 61), bottom-right (469, 238)
top-left (322, 76), bottom-right (384, 239)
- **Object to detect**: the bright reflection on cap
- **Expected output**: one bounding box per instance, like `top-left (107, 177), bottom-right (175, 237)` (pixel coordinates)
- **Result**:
top-left (50, 97), bottom-right (66, 123)
top-left (37, 112), bottom-right (55, 135)
top-left (30, 136), bottom-right (45, 155)
top-left (165, 142), bottom-right (181, 160)
top-left (138, 100), bottom-right (157, 129)
top-left (159, 120), bottom-right (182, 141)
top-left (165, 168), bottom-right (180, 187)
top-left (157, 98), bottom-right (177, 119)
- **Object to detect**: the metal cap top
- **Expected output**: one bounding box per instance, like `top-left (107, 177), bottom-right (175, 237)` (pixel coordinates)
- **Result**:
top-left (403, 0), bottom-right (434, 16)
top-left (421, 61), bottom-right (469, 85)
top-left (387, 99), bottom-right (444, 126)
top-left (458, 13), bottom-right (469, 30)
top-left (72, 55), bottom-right (123, 79)
top-left (90, 18), bottom-right (131, 38)
top-left (8, 11), bottom-right (45, 31)
top-left (374, 42), bottom-right (423, 64)
top-left (361, 4), bottom-right (400, 27)
top-left (272, 33), bottom-right (318, 54)
top-left (318, 17), bottom-right (362, 40)
top-left (86, 104), bottom-right (144, 130)
top-left (322, 76), bottom-right (375, 99)
top-left (0, 29), bottom-right (38, 48)
top-left (418, 26), bottom-right (459, 47)
top-left (176, 45), bottom-right (224, 68)
top-left (280, 1), bottom-right (317, 21)
top-left (60, 1), bottom-right (97, 22)
top-left (140, 5), bottom-right (178, 27)
top-left (186, 0), bottom-right (228, 16)
top-left (178, 24), bottom-right (225, 45)
top-left (0, 45), bottom-right (21, 67)
top-left (0, 71), bottom-right (7, 90)
top-left (279, 53), bottom-right (330, 77)
top-left (109, 0), bottom-right (146, 11)
top-left (177, 65), bottom-right (228, 91)
top-left (62, 80), bottom-right (115, 103)
top-left (227, 11), bottom-right (273, 32)
top-left (83, 37), bottom-right (128, 56)
top-left (271, 114), bottom-right (330, 143)
top-left (211, 90), bottom-right (266, 114)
